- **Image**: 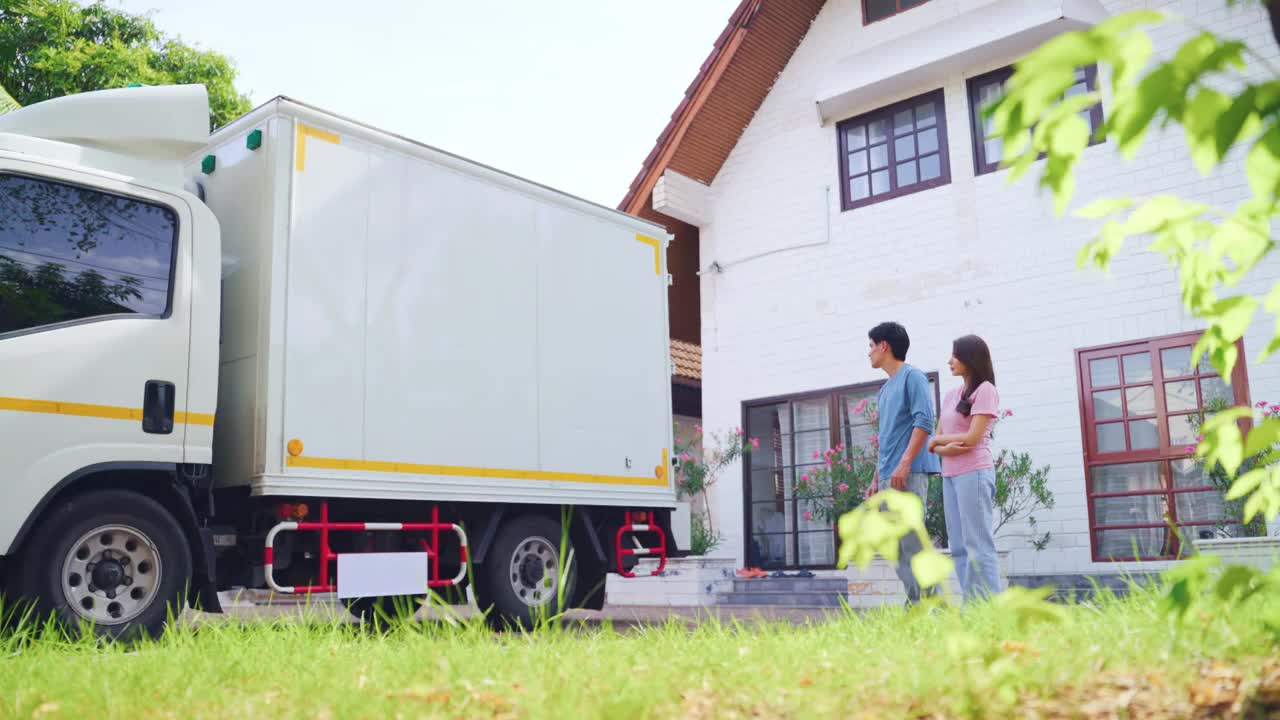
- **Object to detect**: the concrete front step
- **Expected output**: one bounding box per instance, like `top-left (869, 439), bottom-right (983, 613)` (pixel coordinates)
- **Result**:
top-left (717, 590), bottom-right (848, 608)
top-left (730, 578), bottom-right (847, 594)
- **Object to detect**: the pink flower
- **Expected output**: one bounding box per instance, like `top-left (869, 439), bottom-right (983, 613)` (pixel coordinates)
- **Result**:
top-left (803, 511), bottom-right (813, 521)
top-left (837, 443), bottom-right (846, 452)
top-left (837, 483), bottom-right (849, 492)
top-left (735, 427), bottom-right (743, 436)
top-left (845, 463), bottom-right (852, 471)
top-left (1196, 435), bottom-right (1205, 443)
top-left (1185, 445), bottom-right (1198, 454)
top-left (1271, 405), bottom-right (1280, 415)
top-left (751, 438), bottom-right (760, 451)
top-left (1258, 401), bottom-right (1268, 408)
top-left (694, 424), bottom-right (703, 434)
top-left (680, 452), bottom-right (691, 462)
top-left (854, 400), bottom-right (868, 414)
top-left (800, 473), bottom-right (809, 482)
top-left (813, 450), bottom-right (821, 460)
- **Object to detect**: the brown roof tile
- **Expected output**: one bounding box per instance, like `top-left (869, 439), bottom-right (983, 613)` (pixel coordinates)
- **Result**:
top-left (670, 339), bottom-right (702, 382)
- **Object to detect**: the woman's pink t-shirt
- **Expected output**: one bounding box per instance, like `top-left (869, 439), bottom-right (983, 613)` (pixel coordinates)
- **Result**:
top-left (939, 382), bottom-right (999, 477)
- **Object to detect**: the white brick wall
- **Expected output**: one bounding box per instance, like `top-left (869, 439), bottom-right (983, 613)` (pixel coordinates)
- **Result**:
top-left (695, 0), bottom-right (1280, 577)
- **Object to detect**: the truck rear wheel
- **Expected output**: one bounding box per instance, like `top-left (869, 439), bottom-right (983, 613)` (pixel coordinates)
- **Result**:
top-left (477, 514), bottom-right (576, 630)
top-left (15, 489), bottom-right (191, 640)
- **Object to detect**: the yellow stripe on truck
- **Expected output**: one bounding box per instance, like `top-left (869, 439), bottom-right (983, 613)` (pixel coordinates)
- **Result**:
top-left (177, 411), bottom-right (216, 427)
top-left (287, 454), bottom-right (671, 487)
top-left (295, 123), bottom-right (341, 172)
top-left (635, 234), bottom-right (662, 275)
top-left (0, 396), bottom-right (214, 426)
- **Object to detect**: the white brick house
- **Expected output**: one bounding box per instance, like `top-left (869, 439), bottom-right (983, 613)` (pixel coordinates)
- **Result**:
top-left (623, 0), bottom-right (1280, 582)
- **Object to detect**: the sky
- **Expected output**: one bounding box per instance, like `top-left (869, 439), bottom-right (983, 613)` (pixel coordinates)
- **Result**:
top-left (103, 0), bottom-right (742, 209)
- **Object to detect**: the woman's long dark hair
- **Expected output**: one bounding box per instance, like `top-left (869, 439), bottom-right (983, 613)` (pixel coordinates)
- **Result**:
top-left (954, 335), bottom-right (996, 416)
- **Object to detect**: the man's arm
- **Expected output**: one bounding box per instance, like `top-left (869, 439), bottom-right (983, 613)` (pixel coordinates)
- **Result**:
top-left (889, 427), bottom-right (928, 490)
top-left (891, 371), bottom-right (935, 490)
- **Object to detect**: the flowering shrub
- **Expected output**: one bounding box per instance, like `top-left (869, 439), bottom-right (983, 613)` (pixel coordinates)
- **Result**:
top-left (992, 448), bottom-right (1055, 550)
top-left (793, 399), bottom-right (878, 526)
top-left (673, 425), bottom-right (756, 555)
top-left (1188, 400), bottom-right (1279, 538)
top-left (793, 442), bottom-right (875, 525)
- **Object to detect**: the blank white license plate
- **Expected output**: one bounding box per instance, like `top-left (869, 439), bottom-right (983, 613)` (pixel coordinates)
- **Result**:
top-left (336, 552), bottom-right (429, 599)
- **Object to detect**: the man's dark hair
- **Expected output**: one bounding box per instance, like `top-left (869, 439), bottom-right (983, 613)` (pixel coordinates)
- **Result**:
top-left (869, 322), bottom-right (910, 361)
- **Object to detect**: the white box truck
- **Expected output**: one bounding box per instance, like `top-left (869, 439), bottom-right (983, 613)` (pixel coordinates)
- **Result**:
top-left (0, 85), bottom-right (684, 636)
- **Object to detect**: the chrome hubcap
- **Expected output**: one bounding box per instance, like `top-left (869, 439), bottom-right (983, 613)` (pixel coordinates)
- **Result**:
top-left (508, 537), bottom-right (560, 608)
top-left (61, 524), bottom-right (162, 625)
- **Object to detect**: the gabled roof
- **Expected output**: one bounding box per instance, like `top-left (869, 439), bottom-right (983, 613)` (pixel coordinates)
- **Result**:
top-left (619, 0), bottom-right (826, 215)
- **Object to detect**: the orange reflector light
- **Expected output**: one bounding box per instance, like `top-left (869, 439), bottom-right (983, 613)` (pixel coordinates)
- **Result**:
top-left (275, 503), bottom-right (310, 520)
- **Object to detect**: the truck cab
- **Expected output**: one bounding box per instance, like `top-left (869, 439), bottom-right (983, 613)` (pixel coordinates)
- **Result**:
top-left (0, 85), bottom-right (225, 636)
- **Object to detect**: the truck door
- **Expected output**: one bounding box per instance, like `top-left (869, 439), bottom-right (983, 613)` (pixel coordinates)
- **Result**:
top-left (0, 159), bottom-right (197, 555)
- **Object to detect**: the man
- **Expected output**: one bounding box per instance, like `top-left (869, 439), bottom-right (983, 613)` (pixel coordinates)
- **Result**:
top-left (864, 321), bottom-right (941, 605)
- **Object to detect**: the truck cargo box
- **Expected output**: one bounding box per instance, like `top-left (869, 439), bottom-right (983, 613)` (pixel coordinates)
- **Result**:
top-left (190, 98), bottom-right (676, 510)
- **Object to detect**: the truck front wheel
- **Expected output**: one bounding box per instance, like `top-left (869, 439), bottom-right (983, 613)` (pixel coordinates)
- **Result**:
top-left (15, 489), bottom-right (191, 639)
top-left (477, 514), bottom-right (576, 630)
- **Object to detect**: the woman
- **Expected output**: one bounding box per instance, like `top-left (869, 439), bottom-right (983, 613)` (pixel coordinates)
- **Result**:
top-left (927, 335), bottom-right (1001, 602)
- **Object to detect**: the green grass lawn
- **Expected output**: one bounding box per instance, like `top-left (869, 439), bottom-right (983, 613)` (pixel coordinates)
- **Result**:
top-left (3, 581), bottom-right (1280, 719)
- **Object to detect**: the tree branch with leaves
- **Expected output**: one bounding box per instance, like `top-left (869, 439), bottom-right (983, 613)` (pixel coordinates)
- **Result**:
top-left (0, 0), bottom-right (251, 128)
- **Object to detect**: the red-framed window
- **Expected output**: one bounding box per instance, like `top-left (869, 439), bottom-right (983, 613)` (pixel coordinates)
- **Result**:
top-left (863, 0), bottom-right (932, 24)
top-left (967, 65), bottom-right (1104, 176)
top-left (1076, 332), bottom-right (1251, 561)
top-left (836, 89), bottom-right (951, 211)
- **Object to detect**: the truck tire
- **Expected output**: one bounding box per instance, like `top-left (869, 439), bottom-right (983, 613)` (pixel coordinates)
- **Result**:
top-left (477, 514), bottom-right (576, 630)
top-left (14, 489), bottom-right (191, 640)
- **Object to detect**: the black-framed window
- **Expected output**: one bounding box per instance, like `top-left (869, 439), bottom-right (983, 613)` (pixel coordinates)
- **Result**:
top-left (743, 375), bottom-right (939, 569)
top-left (837, 89), bottom-right (951, 211)
top-left (0, 173), bottom-right (177, 337)
top-left (863, 0), bottom-right (932, 24)
top-left (967, 65), bottom-right (1104, 176)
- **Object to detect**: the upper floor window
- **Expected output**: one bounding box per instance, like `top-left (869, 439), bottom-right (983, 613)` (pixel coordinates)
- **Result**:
top-left (837, 89), bottom-right (951, 211)
top-left (863, 0), bottom-right (932, 24)
top-left (0, 174), bottom-right (177, 336)
top-left (968, 64), bottom-right (1104, 176)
